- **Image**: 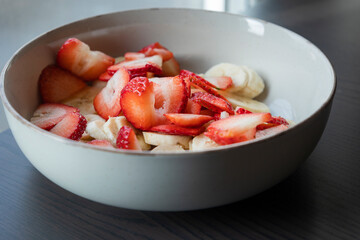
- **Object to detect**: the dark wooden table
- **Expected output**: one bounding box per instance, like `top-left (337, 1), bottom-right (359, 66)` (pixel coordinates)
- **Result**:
top-left (1, 0), bottom-right (360, 239)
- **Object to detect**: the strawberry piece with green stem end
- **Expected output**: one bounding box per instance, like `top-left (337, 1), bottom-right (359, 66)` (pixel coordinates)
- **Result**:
top-left (116, 126), bottom-right (141, 150)
top-left (39, 65), bottom-right (87, 103)
top-left (120, 77), bottom-right (157, 130)
top-left (93, 67), bottom-right (130, 120)
top-left (164, 113), bottom-right (214, 128)
top-left (57, 38), bottom-right (115, 81)
top-left (50, 112), bottom-right (87, 140)
top-left (205, 112), bottom-right (272, 145)
top-left (149, 124), bottom-right (204, 136)
top-left (191, 92), bottom-right (234, 114)
top-left (31, 103), bottom-right (79, 130)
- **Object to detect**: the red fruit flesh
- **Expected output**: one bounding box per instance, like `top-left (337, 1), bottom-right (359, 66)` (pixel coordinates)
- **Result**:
top-left (124, 52), bottom-right (146, 61)
top-left (31, 103), bottom-right (79, 130)
top-left (120, 77), bottom-right (157, 130)
top-left (149, 124), bottom-right (203, 136)
top-left (164, 113), bottom-right (213, 128)
top-left (88, 139), bottom-right (113, 147)
top-left (93, 67), bottom-right (130, 120)
top-left (191, 92), bottom-right (234, 114)
top-left (107, 56), bottom-right (162, 78)
top-left (185, 99), bottom-right (202, 114)
top-left (150, 76), bottom-right (188, 119)
top-left (116, 126), bottom-right (141, 150)
top-left (50, 112), bottom-right (87, 140)
top-left (203, 76), bottom-right (233, 90)
top-left (39, 65), bottom-right (87, 103)
top-left (257, 116), bottom-right (289, 130)
top-left (180, 69), bottom-right (217, 88)
top-left (98, 71), bottom-right (112, 81)
top-left (57, 38), bottom-right (115, 81)
top-left (138, 42), bottom-right (173, 61)
top-left (235, 107), bottom-right (253, 115)
top-left (205, 113), bottom-right (272, 145)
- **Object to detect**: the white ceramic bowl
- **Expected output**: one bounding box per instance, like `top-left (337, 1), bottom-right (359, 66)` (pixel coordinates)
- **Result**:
top-left (0, 9), bottom-right (335, 211)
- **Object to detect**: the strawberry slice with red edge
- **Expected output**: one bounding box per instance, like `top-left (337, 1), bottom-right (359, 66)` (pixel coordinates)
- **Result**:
top-left (98, 71), bottom-right (112, 81)
top-left (149, 124), bottom-right (204, 136)
top-left (93, 67), bottom-right (130, 120)
top-left (49, 111), bottom-right (87, 140)
top-left (31, 103), bottom-right (79, 130)
top-left (107, 55), bottom-right (163, 78)
top-left (57, 38), bottom-right (115, 81)
top-left (191, 92), bottom-right (234, 114)
top-left (150, 76), bottom-right (188, 118)
top-left (138, 42), bottom-right (173, 61)
top-left (257, 116), bottom-right (289, 130)
top-left (39, 65), bottom-right (87, 103)
top-left (88, 139), bottom-right (113, 147)
top-left (185, 99), bottom-right (202, 114)
top-left (124, 52), bottom-right (146, 61)
top-left (205, 113), bottom-right (272, 145)
top-left (120, 77), bottom-right (157, 130)
top-left (116, 126), bottom-right (141, 150)
top-left (164, 113), bottom-right (213, 128)
top-left (235, 107), bottom-right (253, 115)
top-left (203, 76), bottom-right (233, 90)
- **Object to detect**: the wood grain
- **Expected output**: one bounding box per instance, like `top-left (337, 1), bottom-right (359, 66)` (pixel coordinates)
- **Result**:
top-left (1, 0), bottom-right (360, 239)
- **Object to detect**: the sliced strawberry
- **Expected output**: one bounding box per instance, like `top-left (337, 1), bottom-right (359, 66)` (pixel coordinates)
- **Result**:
top-left (124, 52), bottom-right (145, 61)
top-left (150, 76), bottom-right (188, 116)
top-left (149, 124), bottom-right (203, 136)
top-left (138, 42), bottom-right (173, 61)
top-left (257, 116), bottom-right (289, 130)
top-left (98, 71), bottom-right (112, 81)
top-left (235, 107), bottom-right (253, 115)
top-left (57, 38), bottom-right (115, 81)
top-left (205, 113), bottom-right (272, 145)
top-left (164, 113), bottom-right (213, 128)
top-left (39, 65), bottom-right (87, 103)
top-left (107, 55), bottom-right (163, 77)
top-left (214, 111), bottom-right (230, 120)
top-left (88, 139), bottom-right (113, 147)
top-left (203, 76), bottom-right (233, 90)
top-left (120, 77), bottom-right (157, 130)
top-left (162, 57), bottom-right (180, 76)
top-left (116, 126), bottom-right (141, 150)
top-left (180, 69), bottom-right (217, 88)
top-left (200, 109), bottom-right (215, 116)
top-left (31, 103), bottom-right (79, 130)
top-left (93, 67), bottom-right (130, 120)
top-left (185, 99), bottom-right (201, 114)
top-left (256, 124), bottom-right (288, 139)
top-left (191, 92), bottom-right (234, 114)
top-left (50, 112), bottom-right (87, 140)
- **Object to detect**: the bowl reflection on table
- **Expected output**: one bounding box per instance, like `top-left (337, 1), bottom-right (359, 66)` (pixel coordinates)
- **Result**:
top-left (0, 8), bottom-right (335, 211)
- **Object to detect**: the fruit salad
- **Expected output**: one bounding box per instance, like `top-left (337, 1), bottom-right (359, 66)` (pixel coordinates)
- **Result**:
top-left (30, 38), bottom-right (291, 152)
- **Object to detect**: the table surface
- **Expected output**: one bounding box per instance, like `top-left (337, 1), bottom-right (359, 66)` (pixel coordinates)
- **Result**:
top-left (1, 0), bottom-right (360, 239)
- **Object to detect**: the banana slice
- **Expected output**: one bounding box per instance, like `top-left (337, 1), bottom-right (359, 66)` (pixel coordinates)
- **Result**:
top-left (62, 82), bottom-right (105, 115)
top-left (189, 133), bottom-right (220, 151)
top-left (151, 144), bottom-right (186, 152)
top-left (103, 116), bottom-right (132, 145)
top-left (143, 132), bottom-right (192, 149)
top-left (219, 91), bottom-right (270, 113)
top-left (205, 63), bottom-right (264, 98)
top-left (137, 134), bottom-right (152, 151)
top-left (86, 119), bottom-right (107, 140)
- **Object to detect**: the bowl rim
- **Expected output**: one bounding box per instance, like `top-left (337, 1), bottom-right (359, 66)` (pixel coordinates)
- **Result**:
top-left (0, 8), bottom-right (337, 156)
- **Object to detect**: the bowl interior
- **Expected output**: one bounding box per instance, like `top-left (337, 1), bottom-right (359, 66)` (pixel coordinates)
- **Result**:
top-left (2, 9), bottom-right (334, 126)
